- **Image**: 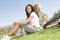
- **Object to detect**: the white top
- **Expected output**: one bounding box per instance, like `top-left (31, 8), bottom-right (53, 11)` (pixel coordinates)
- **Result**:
top-left (30, 12), bottom-right (40, 27)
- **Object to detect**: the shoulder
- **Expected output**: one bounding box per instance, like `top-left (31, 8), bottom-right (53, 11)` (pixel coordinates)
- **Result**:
top-left (39, 10), bottom-right (46, 16)
top-left (31, 12), bottom-right (36, 15)
top-left (41, 10), bottom-right (46, 14)
top-left (31, 12), bottom-right (36, 14)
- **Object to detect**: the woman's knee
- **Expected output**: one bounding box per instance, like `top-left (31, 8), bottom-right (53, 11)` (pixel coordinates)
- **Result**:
top-left (13, 22), bottom-right (19, 27)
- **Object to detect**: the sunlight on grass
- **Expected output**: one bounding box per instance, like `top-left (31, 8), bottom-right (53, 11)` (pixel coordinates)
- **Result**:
top-left (12, 27), bottom-right (60, 40)
top-left (0, 27), bottom-right (60, 40)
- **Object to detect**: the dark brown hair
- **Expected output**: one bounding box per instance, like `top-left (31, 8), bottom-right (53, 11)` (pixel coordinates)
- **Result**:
top-left (25, 4), bottom-right (34, 18)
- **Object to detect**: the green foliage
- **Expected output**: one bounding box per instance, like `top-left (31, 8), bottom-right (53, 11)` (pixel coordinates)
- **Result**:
top-left (0, 24), bottom-right (60, 40)
top-left (1, 27), bottom-right (60, 40)
top-left (11, 27), bottom-right (60, 40)
top-left (53, 9), bottom-right (60, 18)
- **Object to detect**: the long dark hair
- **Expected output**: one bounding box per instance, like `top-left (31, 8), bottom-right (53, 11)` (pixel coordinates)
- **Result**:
top-left (25, 4), bottom-right (34, 18)
top-left (35, 12), bottom-right (39, 17)
top-left (25, 4), bottom-right (39, 18)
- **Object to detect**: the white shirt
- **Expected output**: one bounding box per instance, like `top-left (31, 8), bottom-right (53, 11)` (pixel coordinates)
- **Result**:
top-left (30, 12), bottom-right (40, 27)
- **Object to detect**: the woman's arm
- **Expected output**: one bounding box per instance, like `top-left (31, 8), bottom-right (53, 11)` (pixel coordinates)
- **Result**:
top-left (42, 15), bottom-right (48, 22)
top-left (23, 15), bottom-right (34, 25)
top-left (14, 15), bottom-right (34, 26)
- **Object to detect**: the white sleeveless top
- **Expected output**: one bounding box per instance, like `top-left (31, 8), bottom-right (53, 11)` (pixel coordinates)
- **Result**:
top-left (30, 12), bottom-right (40, 27)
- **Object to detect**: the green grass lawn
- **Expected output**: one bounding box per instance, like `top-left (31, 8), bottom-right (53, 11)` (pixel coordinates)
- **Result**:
top-left (0, 27), bottom-right (60, 40)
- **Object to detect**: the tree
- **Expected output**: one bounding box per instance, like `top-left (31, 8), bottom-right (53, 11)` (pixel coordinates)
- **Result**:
top-left (53, 9), bottom-right (60, 18)
top-left (43, 9), bottom-right (60, 29)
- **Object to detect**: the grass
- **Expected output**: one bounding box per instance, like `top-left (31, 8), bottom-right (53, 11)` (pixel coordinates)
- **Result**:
top-left (0, 27), bottom-right (60, 40)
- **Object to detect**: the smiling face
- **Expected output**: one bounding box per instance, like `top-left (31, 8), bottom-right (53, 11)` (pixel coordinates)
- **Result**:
top-left (26, 6), bottom-right (32, 14)
top-left (34, 5), bottom-right (41, 13)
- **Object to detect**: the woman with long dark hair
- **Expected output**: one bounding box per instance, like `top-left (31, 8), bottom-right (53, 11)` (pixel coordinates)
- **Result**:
top-left (1, 4), bottom-right (40, 40)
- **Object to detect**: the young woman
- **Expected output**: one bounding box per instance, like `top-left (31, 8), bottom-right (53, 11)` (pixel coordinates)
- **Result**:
top-left (1, 4), bottom-right (40, 40)
top-left (34, 4), bottom-right (48, 28)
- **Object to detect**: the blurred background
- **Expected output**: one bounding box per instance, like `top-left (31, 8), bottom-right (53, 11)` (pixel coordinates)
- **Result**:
top-left (0, 0), bottom-right (60, 27)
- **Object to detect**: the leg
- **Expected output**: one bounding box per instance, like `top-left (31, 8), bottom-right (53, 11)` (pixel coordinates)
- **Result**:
top-left (8, 21), bottom-right (25, 36)
top-left (8, 25), bottom-right (19, 36)
top-left (23, 24), bottom-right (40, 34)
top-left (1, 24), bottom-right (20, 40)
top-left (1, 22), bottom-right (23, 40)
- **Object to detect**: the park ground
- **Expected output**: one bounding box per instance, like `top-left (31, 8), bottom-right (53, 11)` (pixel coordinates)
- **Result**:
top-left (0, 27), bottom-right (60, 40)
